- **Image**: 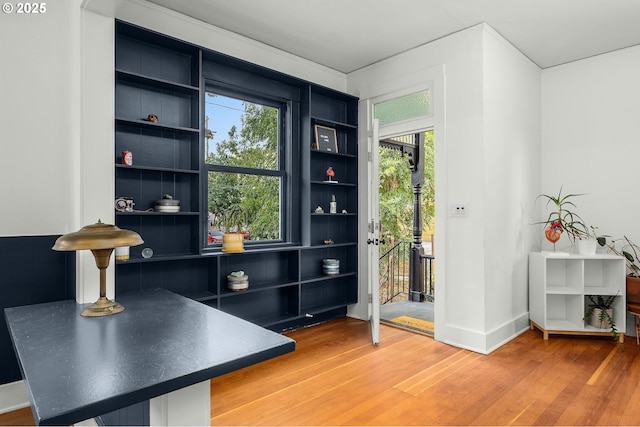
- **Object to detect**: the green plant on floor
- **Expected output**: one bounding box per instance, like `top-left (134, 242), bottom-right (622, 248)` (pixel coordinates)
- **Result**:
top-left (584, 294), bottom-right (619, 343)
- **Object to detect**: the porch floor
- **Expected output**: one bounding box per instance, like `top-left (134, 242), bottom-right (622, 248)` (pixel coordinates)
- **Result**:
top-left (380, 300), bottom-right (434, 336)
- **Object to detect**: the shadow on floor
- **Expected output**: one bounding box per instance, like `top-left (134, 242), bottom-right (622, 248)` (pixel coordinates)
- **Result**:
top-left (380, 300), bottom-right (434, 337)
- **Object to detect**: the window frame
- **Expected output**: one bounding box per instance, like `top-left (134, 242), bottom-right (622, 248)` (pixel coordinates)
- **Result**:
top-left (202, 82), bottom-right (294, 251)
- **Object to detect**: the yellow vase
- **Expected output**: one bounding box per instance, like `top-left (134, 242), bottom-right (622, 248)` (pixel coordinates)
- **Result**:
top-left (222, 233), bottom-right (244, 253)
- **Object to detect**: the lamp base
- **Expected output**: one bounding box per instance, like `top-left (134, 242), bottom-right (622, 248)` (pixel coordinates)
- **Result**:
top-left (81, 296), bottom-right (125, 317)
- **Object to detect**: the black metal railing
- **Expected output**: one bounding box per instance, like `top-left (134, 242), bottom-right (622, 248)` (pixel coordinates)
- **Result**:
top-left (421, 253), bottom-right (435, 301)
top-left (379, 241), bottom-right (435, 304)
top-left (379, 242), bottom-right (410, 304)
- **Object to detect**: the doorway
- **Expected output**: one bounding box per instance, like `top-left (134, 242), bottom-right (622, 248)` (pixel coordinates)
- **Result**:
top-left (377, 130), bottom-right (435, 336)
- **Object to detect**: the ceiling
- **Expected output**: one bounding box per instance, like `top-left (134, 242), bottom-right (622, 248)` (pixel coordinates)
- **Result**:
top-left (145, 0), bottom-right (640, 73)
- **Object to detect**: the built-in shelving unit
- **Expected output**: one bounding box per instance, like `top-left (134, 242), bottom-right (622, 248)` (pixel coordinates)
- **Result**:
top-left (529, 252), bottom-right (626, 341)
top-left (114, 21), bottom-right (359, 332)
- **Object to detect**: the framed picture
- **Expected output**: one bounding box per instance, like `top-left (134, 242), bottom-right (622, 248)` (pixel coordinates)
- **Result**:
top-left (314, 125), bottom-right (338, 153)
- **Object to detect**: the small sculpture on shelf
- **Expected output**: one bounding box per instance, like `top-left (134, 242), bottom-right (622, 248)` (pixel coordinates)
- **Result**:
top-left (323, 239), bottom-right (334, 245)
top-left (115, 197), bottom-right (135, 212)
top-left (227, 270), bottom-right (249, 292)
top-left (544, 220), bottom-right (563, 252)
top-left (324, 166), bottom-right (337, 183)
top-left (144, 113), bottom-right (159, 123)
top-left (314, 205), bottom-right (324, 214)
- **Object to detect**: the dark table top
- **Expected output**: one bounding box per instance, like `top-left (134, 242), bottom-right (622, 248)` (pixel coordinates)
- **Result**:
top-left (5, 288), bottom-right (295, 425)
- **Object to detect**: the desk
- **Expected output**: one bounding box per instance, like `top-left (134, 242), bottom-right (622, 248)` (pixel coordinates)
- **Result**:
top-left (5, 289), bottom-right (295, 425)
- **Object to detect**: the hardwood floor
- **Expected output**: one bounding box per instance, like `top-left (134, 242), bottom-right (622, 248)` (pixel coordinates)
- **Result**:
top-left (210, 318), bottom-right (640, 426)
top-left (0, 407), bottom-right (33, 426)
top-left (2, 317), bottom-right (640, 426)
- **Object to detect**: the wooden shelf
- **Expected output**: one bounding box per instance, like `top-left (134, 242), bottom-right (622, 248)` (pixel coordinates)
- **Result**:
top-left (114, 21), bottom-right (359, 333)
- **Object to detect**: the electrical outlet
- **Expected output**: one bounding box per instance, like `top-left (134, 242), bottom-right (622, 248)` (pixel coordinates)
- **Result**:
top-left (450, 204), bottom-right (468, 218)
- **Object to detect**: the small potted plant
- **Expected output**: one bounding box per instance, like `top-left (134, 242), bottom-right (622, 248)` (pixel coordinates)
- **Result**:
top-left (536, 186), bottom-right (591, 252)
top-left (218, 205), bottom-right (247, 253)
top-left (584, 294), bottom-right (620, 342)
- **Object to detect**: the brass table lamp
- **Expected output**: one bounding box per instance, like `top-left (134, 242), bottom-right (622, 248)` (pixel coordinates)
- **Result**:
top-left (53, 220), bottom-right (143, 317)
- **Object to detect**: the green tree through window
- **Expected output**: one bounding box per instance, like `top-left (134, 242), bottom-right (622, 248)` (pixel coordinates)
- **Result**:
top-left (205, 92), bottom-right (283, 244)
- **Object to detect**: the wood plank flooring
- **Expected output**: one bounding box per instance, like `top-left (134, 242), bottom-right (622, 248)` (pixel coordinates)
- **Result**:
top-left (209, 318), bottom-right (640, 426)
top-left (2, 317), bottom-right (640, 426)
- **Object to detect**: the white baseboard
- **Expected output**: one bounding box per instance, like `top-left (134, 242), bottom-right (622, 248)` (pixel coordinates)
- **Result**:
top-left (0, 380), bottom-right (29, 414)
top-left (440, 312), bottom-right (531, 354)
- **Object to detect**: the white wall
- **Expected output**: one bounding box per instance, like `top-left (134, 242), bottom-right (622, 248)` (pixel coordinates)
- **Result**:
top-left (541, 46), bottom-right (640, 249)
top-left (481, 27), bottom-right (541, 349)
top-left (541, 45), bottom-right (640, 334)
top-left (0, 1), bottom-right (81, 236)
top-left (349, 24), bottom-right (540, 353)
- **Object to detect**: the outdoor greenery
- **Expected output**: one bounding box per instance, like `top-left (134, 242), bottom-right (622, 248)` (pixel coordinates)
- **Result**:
top-left (206, 95), bottom-right (281, 241)
top-left (379, 130), bottom-right (435, 255)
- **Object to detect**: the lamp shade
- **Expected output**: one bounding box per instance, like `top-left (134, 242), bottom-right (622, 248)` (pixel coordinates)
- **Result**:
top-left (53, 220), bottom-right (143, 251)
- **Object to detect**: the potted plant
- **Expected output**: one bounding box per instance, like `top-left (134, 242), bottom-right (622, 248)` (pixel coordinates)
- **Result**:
top-left (602, 236), bottom-right (640, 313)
top-left (218, 205), bottom-right (247, 253)
top-left (584, 294), bottom-right (620, 342)
top-left (536, 187), bottom-right (592, 252)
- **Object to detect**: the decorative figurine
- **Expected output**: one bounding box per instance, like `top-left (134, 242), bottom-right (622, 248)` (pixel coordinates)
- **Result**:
top-left (325, 166), bottom-right (337, 183)
top-left (144, 113), bottom-right (159, 123)
top-left (330, 194), bottom-right (337, 213)
top-left (341, 209), bottom-right (348, 214)
top-left (314, 205), bottom-right (324, 213)
top-left (122, 150), bottom-right (133, 166)
top-left (323, 239), bottom-right (334, 245)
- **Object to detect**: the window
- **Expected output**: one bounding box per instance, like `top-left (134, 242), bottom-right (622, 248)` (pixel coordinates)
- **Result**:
top-left (205, 90), bottom-right (286, 246)
top-left (373, 90), bottom-right (430, 126)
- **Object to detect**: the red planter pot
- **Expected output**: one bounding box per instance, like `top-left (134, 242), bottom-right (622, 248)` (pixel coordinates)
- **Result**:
top-left (626, 275), bottom-right (640, 314)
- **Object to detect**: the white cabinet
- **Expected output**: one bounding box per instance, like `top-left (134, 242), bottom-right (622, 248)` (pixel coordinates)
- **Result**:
top-left (529, 252), bottom-right (626, 341)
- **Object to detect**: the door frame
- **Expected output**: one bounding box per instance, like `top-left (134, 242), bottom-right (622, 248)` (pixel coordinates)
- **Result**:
top-left (349, 65), bottom-right (446, 344)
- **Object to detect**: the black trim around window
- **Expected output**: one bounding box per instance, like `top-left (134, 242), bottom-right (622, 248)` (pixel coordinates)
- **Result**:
top-left (201, 70), bottom-right (301, 251)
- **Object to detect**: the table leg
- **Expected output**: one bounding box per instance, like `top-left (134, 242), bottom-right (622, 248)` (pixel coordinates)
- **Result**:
top-left (150, 380), bottom-right (210, 426)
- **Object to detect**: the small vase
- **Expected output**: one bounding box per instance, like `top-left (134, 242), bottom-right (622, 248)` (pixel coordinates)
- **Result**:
top-left (222, 233), bottom-right (244, 253)
top-left (586, 307), bottom-right (613, 329)
top-left (577, 239), bottom-right (597, 256)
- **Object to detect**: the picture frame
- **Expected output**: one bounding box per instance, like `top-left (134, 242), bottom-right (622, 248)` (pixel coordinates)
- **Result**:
top-left (313, 125), bottom-right (338, 153)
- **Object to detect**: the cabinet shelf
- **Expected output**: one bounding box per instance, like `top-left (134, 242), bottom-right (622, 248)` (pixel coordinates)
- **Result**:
top-left (115, 117), bottom-right (199, 134)
top-left (115, 164), bottom-right (199, 174)
top-left (308, 242), bottom-right (357, 249)
top-left (311, 213), bottom-right (357, 217)
top-left (116, 253), bottom-right (202, 265)
top-left (115, 21), bottom-right (358, 333)
top-left (310, 150), bottom-right (357, 159)
top-left (115, 211), bottom-right (200, 216)
top-left (529, 252), bottom-right (626, 341)
top-left (311, 116), bottom-right (357, 130)
top-left (219, 280), bottom-right (298, 297)
top-left (310, 180), bottom-right (356, 187)
top-left (302, 303), bottom-right (351, 317)
top-left (301, 272), bottom-right (356, 285)
top-left (116, 69), bottom-right (199, 93)
top-left (584, 286), bottom-right (622, 296)
top-left (546, 285), bottom-right (582, 295)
